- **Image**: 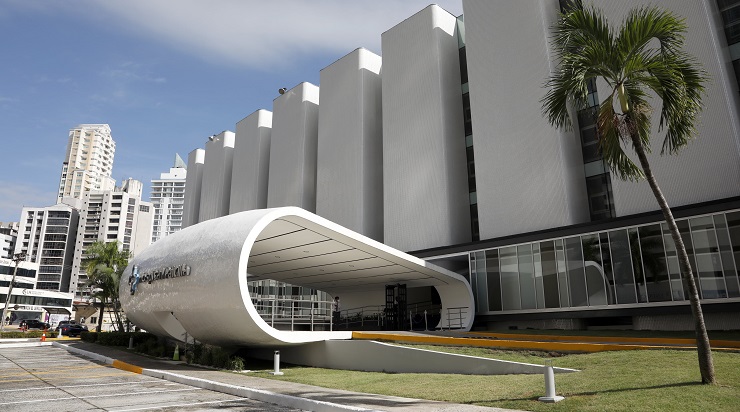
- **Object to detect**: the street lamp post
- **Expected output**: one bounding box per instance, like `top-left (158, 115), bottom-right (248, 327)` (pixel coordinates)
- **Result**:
top-left (1, 252), bottom-right (27, 332)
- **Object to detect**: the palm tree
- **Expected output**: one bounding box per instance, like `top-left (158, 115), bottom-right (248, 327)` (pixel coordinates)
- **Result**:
top-left (83, 241), bottom-right (130, 333)
top-left (542, 2), bottom-right (714, 383)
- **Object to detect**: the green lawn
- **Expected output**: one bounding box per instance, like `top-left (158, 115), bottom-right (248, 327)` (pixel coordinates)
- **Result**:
top-left (245, 345), bottom-right (740, 412)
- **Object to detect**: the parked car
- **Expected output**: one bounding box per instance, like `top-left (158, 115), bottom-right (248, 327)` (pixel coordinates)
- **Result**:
top-left (19, 319), bottom-right (51, 330)
top-left (57, 322), bottom-right (88, 337)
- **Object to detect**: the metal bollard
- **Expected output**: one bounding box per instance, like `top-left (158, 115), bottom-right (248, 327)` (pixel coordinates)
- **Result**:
top-left (128, 336), bottom-right (134, 350)
top-left (538, 364), bottom-right (564, 403)
top-left (270, 350), bottom-right (284, 375)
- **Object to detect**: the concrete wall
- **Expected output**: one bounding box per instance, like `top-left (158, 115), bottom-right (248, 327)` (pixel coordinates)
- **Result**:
top-left (317, 48), bottom-right (383, 242)
top-left (382, 5), bottom-right (471, 252)
top-left (198, 132), bottom-right (235, 223)
top-left (182, 149), bottom-right (205, 228)
top-left (463, 0), bottom-right (589, 239)
top-left (267, 83), bottom-right (320, 212)
top-left (230, 110), bottom-right (272, 214)
top-left (257, 340), bottom-right (576, 374)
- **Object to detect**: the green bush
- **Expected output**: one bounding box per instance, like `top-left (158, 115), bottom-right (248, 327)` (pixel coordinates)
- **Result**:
top-left (81, 331), bottom-right (97, 342)
top-left (198, 346), bottom-right (214, 366)
top-left (229, 356), bottom-right (245, 371)
top-left (0, 330), bottom-right (58, 339)
top-left (212, 347), bottom-right (230, 369)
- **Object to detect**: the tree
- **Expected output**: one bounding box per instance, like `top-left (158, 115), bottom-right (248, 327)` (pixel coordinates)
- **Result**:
top-left (541, 1), bottom-right (714, 383)
top-left (83, 241), bottom-right (130, 333)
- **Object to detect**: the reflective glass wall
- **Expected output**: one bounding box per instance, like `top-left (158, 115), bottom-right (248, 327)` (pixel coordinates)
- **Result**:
top-left (466, 210), bottom-right (740, 313)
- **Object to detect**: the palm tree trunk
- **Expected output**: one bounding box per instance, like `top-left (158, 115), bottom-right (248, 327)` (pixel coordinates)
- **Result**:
top-left (630, 131), bottom-right (715, 384)
top-left (97, 300), bottom-right (105, 333)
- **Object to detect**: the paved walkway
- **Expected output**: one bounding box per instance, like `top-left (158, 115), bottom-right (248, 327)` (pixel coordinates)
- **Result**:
top-left (50, 340), bottom-right (523, 412)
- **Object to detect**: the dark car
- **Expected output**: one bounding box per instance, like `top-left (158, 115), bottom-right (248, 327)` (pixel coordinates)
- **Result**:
top-left (57, 322), bottom-right (88, 337)
top-left (19, 319), bottom-right (51, 330)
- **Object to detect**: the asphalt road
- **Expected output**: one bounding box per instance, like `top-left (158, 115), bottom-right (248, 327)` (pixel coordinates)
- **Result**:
top-left (0, 346), bottom-right (305, 412)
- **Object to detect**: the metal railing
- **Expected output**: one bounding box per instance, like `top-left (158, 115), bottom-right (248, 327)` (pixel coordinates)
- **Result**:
top-left (252, 297), bottom-right (334, 331)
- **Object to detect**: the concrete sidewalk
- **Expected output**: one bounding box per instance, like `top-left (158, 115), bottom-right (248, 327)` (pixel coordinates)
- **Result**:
top-left (52, 341), bottom-right (523, 412)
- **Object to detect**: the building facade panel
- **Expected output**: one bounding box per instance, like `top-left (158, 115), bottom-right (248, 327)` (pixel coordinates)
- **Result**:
top-left (381, 5), bottom-right (471, 252)
top-left (593, 0), bottom-right (740, 215)
top-left (230, 110), bottom-right (272, 214)
top-left (463, 0), bottom-right (589, 240)
top-left (182, 149), bottom-right (205, 228)
top-left (317, 48), bottom-right (383, 241)
top-left (198, 131), bottom-right (235, 223)
top-left (267, 83), bottom-right (320, 212)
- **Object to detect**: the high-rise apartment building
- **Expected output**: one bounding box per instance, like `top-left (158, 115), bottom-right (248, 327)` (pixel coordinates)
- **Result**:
top-left (12, 203), bottom-right (79, 291)
top-left (0, 222), bottom-right (19, 259)
top-left (69, 179), bottom-right (152, 298)
top-left (57, 124), bottom-right (116, 203)
top-left (181, 0), bottom-right (740, 331)
top-left (150, 154), bottom-right (187, 244)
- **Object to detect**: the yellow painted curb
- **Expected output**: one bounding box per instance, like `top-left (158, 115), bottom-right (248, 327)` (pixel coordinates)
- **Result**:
top-left (350, 331), bottom-right (729, 353)
top-left (467, 332), bottom-right (740, 348)
top-left (112, 359), bottom-right (143, 374)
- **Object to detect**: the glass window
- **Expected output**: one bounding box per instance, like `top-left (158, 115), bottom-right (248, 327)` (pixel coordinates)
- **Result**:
top-left (714, 214), bottom-right (739, 297)
top-left (565, 237), bottom-right (588, 307)
top-left (609, 229), bottom-right (637, 304)
top-left (582, 234), bottom-right (607, 306)
top-left (485, 249), bottom-right (502, 311)
top-left (540, 241), bottom-right (560, 308)
top-left (724, 212), bottom-right (740, 297)
top-left (499, 247), bottom-right (521, 310)
top-left (533, 243), bottom-right (545, 309)
top-left (518, 244), bottom-right (537, 309)
top-left (638, 225), bottom-right (670, 302)
top-left (690, 217), bottom-right (727, 298)
top-left (555, 239), bottom-right (570, 307)
top-left (474, 251), bottom-right (488, 313)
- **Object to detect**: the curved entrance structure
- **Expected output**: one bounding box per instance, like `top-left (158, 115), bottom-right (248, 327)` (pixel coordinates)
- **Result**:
top-left (120, 207), bottom-right (474, 348)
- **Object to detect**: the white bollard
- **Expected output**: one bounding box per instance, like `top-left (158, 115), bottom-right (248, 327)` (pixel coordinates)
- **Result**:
top-left (538, 365), bottom-right (565, 403)
top-left (270, 350), bottom-right (284, 375)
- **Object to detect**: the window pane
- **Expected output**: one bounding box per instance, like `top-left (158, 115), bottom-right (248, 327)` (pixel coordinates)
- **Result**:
top-left (724, 212), bottom-right (740, 297)
top-left (582, 234), bottom-right (607, 306)
top-left (500, 247), bottom-right (521, 310)
top-left (690, 217), bottom-right (727, 299)
top-left (556, 239), bottom-right (570, 307)
top-left (533, 243), bottom-right (545, 309)
top-left (475, 251), bottom-right (488, 312)
top-left (639, 225), bottom-right (671, 302)
top-left (565, 237), bottom-right (588, 307)
top-left (714, 214), bottom-right (739, 297)
top-left (485, 249), bottom-right (502, 311)
top-left (609, 229), bottom-right (637, 304)
top-left (518, 244), bottom-right (537, 309)
top-left (600, 232), bottom-right (617, 304)
top-left (540, 241), bottom-right (560, 308)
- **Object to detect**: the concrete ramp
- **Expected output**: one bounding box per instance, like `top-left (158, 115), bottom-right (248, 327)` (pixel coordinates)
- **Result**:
top-left (254, 340), bottom-right (578, 375)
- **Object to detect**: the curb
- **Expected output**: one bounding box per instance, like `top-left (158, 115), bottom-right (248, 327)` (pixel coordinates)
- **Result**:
top-left (0, 341), bottom-right (52, 348)
top-left (51, 342), bottom-right (378, 412)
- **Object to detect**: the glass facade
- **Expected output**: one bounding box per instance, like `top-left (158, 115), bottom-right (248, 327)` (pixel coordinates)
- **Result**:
top-left (464, 209), bottom-right (740, 314)
top-left (457, 15), bottom-right (479, 241)
top-left (717, 0), bottom-right (740, 94)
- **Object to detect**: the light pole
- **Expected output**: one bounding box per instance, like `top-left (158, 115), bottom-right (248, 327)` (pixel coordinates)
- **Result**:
top-left (1, 252), bottom-right (27, 332)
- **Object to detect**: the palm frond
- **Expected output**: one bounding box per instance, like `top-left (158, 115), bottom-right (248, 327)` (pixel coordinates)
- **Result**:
top-left (597, 94), bottom-right (644, 181)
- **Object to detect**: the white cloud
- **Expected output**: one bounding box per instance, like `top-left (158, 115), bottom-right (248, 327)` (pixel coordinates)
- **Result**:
top-left (0, 181), bottom-right (57, 223)
top-left (80, 0), bottom-right (463, 69)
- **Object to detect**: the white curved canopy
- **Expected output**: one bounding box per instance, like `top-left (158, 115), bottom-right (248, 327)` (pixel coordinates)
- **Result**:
top-left (120, 207), bottom-right (474, 347)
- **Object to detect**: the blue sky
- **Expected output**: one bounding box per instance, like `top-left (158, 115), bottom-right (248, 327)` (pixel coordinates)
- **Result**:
top-left (0, 0), bottom-right (462, 223)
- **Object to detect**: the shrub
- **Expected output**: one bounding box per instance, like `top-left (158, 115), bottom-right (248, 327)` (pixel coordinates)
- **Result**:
top-left (229, 356), bottom-right (245, 371)
top-left (212, 347), bottom-right (230, 369)
top-left (81, 331), bottom-right (98, 342)
top-left (0, 330), bottom-right (58, 339)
